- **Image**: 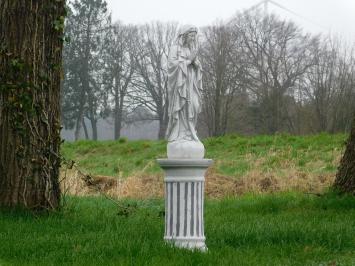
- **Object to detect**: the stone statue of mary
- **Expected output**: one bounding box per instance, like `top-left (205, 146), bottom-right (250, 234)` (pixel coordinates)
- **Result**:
top-left (166, 25), bottom-right (205, 159)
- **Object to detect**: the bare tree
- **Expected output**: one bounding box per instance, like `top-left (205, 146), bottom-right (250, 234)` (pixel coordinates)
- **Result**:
top-left (131, 22), bottom-right (178, 139)
top-left (103, 23), bottom-right (136, 139)
top-left (303, 37), bottom-right (355, 133)
top-left (232, 11), bottom-right (319, 134)
top-left (200, 23), bottom-right (244, 136)
top-left (329, 45), bottom-right (355, 132)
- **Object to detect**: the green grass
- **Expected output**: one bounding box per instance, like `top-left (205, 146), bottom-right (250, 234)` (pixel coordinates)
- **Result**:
top-left (1, 193), bottom-right (355, 265)
top-left (61, 133), bottom-right (347, 178)
top-left (62, 139), bottom-right (166, 177)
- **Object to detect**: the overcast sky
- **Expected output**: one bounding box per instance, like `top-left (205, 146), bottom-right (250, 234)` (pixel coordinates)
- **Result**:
top-left (105, 0), bottom-right (355, 43)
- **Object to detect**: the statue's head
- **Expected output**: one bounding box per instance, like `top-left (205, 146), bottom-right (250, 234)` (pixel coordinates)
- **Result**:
top-left (178, 25), bottom-right (198, 48)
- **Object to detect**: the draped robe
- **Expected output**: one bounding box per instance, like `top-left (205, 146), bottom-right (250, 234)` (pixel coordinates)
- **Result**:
top-left (166, 44), bottom-right (203, 142)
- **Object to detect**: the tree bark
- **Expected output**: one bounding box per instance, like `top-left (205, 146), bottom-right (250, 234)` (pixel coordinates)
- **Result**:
top-left (90, 118), bottom-right (98, 140)
top-left (334, 114), bottom-right (355, 194)
top-left (0, 0), bottom-right (65, 209)
top-left (74, 89), bottom-right (86, 141)
top-left (114, 114), bottom-right (122, 140)
top-left (114, 97), bottom-right (124, 140)
top-left (82, 118), bottom-right (89, 140)
top-left (157, 110), bottom-right (168, 140)
top-left (158, 121), bottom-right (167, 140)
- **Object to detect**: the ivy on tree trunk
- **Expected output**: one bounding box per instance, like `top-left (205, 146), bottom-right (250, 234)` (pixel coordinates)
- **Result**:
top-left (334, 114), bottom-right (355, 194)
top-left (0, 0), bottom-right (66, 210)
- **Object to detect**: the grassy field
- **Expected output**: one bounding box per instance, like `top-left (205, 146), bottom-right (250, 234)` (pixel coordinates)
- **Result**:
top-left (1, 193), bottom-right (355, 265)
top-left (1, 134), bottom-right (354, 265)
top-left (62, 133), bottom-right (346, 178)
top-left (61, 134), bottom-right (347, 198)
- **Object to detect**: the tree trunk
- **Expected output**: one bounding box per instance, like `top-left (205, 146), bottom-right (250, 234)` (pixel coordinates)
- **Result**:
top-left (82, 118), bottom-right (89, 140)
top-left (114, 114), bottom-right (121, 140)
top-left (90, 118), bottom-right (98, 140)
top-left (213, 86), bottom-right (221, 137)
top-left (0, 0), bottom-right (65, 209)
top-left (333, 114), bottom-right (355, 194)
top-left (113, 88), bottom-right (123, 140)
top-left (158, 114), bottom-right (168, 140)
top-left (74, 90), bottom-right (86, 141)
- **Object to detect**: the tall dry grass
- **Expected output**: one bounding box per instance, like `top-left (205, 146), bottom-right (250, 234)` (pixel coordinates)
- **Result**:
top-left (60, 157), bottom-right (337, 200)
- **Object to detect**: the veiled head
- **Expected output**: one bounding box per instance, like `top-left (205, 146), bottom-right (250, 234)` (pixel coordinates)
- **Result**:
top-left (177, 25), bottom-right (198, 48)
top-left (178, 25), bottom-right (197, 37)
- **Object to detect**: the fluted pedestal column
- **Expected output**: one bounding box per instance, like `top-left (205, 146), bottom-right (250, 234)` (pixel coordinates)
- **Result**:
top-left (157, 159), bottom-right (212, 251)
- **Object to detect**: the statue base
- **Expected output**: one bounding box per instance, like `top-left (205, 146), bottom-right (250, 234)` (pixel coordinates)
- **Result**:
top-left (164, 236), bottom-right (207, 252)
top-left (157, 159), bottom-right (212, 252)
top-left (167, 140), bottom-right (204, 159)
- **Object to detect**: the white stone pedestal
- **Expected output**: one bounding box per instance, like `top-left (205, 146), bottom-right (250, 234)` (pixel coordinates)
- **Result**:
top-left (157, 159), bottom-right (212, 251)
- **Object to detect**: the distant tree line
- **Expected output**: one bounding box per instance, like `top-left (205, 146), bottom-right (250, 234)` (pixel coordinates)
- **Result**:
top-left (62, 0), bottom-right (355, 140)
